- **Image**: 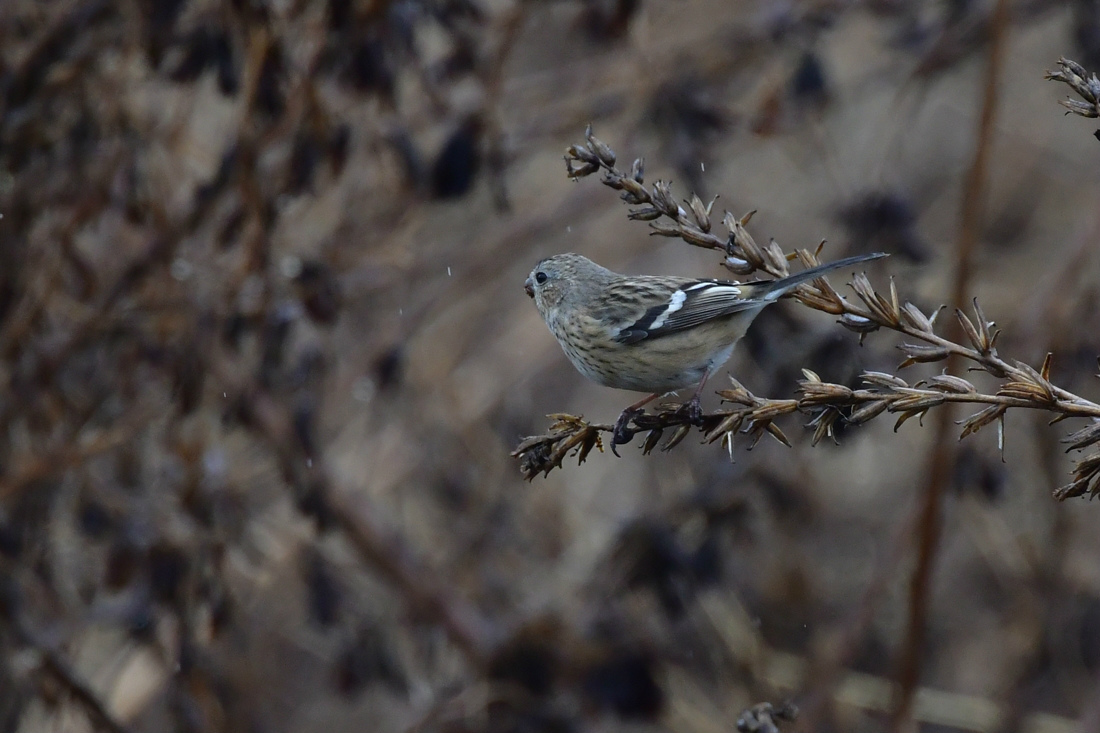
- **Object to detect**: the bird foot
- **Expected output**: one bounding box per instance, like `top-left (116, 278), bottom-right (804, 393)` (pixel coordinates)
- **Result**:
top-left (611, 408), bottom-right (643, 456)
top-left (678, 396), bottom-right (705, 427)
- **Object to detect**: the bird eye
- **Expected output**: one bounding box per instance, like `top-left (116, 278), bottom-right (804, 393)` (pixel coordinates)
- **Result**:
top-left (535, 271), bottom-right (548, 284)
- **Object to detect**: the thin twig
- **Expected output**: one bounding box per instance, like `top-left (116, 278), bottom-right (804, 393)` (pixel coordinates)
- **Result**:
top-left (890, 0), bottom-right (1010, 728)
top-left (9, 612), bottom-right (131, 733)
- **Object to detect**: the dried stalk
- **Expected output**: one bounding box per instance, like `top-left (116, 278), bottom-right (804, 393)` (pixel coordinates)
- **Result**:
top-left (514, 126), bottom-right (1100, 501)
top-left (1046, 57), bottom-right (1100, 119)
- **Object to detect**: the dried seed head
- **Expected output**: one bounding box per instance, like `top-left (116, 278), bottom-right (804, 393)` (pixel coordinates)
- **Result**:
top-left (850, 273), bottom-right (898, 325)
top-left (839, 313), bottom-right (880, 334)
top-left (1014, 360), bottom-right (1054, 400)
top-left (847, 399), bottom-right (889, 425)
top-left (627, 206), bottom-right (662, 221)
top-left (567, 144), bottom-right (600, 165)
top-left (1061, 420), bottom-right (1100, 452)
top-left (649, 221), bottom-right (682, 237)
top-left (680, 226), bottom-right (724, 249)
top-left (861, 371), bottom-right (909, 389)
top-left (1055, 451), bottom-right (1100, 499)
top-left (809, 408), bottom-right (841, 446)
top-left (585, 125), bottom-right (616, 166)
top-left (891, 390), bottom-right (946, 411)
top-left (1059, 99), bottom-right (1100, 117)
top-left (997, 381), bottom-right (1052, 402)
top-left (688, 193), bottom-right (711, 232)
top-left (642, 429), bottom-right (664, 455)
top-left (798, 380), bottom-right (854, 405)
top-left (566, 158), bottom-right (600, 178)
top-left (900, 302), bottom-right (934, 333)
top-left (797, 288), bottom-right (846, 315)
top-left (897, 343), bottom-right (952, 369)
top-left (706, 412), bottom-right (746, 441)
top-left (617, 176), bottom-right (648, 202)
top-left (723, 256), bottom-right (756, 275)
top-left (719, 377), bottom-right (754, 405)
top-left (765, 239), bottom-right (790, 275)
top-left (957, 404), bottom-right (1007, 440)
top-left (893, 408), bottom-right (929, 432)
top-left (661, 424), bottom-right (692, 451)
top-left (1062, 57), bottom-right (1089, 79)
top-left (762, 421), bottom-right (792, 448)
top-left (630, 157), bottom-right (645, 183)
top-left (922, 374), bottom-right (976, 394)
top-left (651, 180), bottom-right (678, 216)
top-left (956, 300), bottom-right (997, 354)
top-left (749, 400), bottom-right (799, 422)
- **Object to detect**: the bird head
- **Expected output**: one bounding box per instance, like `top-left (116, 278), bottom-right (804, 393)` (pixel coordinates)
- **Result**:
top-left (525, 253), bottom-right (609, 316)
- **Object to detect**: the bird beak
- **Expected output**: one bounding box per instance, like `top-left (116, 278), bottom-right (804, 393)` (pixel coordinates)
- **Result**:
top-left (524, 277), bottom-right (534, 298)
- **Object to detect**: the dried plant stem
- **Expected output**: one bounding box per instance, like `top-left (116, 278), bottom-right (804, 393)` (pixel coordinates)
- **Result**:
top-left (891, 0), bottom-right (1009, 728)
top-left (209, 354), bottom-right (499, 666)
top-left (518, 125), bottom-right (1100, 497)
top-left (3, 585), bottom-right (131, 733)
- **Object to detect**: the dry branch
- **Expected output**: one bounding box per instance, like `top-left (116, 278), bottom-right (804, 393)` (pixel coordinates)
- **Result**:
top-left (515, 126), bottom-right (1100, 501)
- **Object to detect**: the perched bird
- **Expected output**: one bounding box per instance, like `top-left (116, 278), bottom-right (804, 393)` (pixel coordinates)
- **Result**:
top-left (524, 251), bottom-right (886, 451)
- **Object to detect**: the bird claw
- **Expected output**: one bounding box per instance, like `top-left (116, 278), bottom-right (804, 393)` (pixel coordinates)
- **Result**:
top-left (679, 396), bottom-right (705, 427)
top-left (611, 408), bottom-right (642, 456)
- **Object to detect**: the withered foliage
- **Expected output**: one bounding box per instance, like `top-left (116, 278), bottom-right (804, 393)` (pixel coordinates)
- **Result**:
top-left (515, 128), bottom-right (1100, 500)
top-left (736, 701), bottom-right (799, 733)
top-left (3, 2), bottom-right (1100, 732)
top-left (1047, 56), bottom-right (1100, 120)
top-left (0, 1), bottom-right (510, 731)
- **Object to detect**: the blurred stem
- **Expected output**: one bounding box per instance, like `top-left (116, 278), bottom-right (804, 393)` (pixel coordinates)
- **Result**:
top-left (889, 0), bottom-right (1010, 728)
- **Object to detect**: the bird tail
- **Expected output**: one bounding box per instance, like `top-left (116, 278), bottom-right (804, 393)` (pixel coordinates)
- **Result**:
top-left (758, 251), bottom-right (888, 301)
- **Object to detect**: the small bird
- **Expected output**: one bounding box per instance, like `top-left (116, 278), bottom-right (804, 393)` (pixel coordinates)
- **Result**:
top-left (525, 251), bottom-right (886, 451)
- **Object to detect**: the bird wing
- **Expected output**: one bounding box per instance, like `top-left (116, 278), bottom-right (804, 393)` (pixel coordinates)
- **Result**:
top-left (613, 280), bottom-right (765, 344)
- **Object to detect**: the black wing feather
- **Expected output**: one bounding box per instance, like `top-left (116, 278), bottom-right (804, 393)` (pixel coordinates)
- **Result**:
top-left (614, 281), bottom-right (764, 343)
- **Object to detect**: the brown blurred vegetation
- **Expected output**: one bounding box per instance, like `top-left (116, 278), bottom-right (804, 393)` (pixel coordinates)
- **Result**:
top-left (4, 1), bottom-right (1100, 732)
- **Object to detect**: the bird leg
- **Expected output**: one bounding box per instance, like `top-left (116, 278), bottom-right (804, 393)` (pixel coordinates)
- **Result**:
top-left (679, 369), bottom-right (711, 427)
top-left (611, 392), bottom-right (659, 455)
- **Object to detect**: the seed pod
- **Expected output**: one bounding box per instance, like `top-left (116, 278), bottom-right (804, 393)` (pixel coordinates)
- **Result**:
top-left (618, 176), bottom-right (647, 201)
top-left (897, 343), bottom-right (951, 368)
top-left (648, 222), bottom-right (681, 238)
top-left (957, 404), bottom-right (1007, 439)
top-left (891, 391), bottom-right (946, 411)
top-left (749, 399), bottom-right (799, 422)
top-left (627, 206), bottom-right (662, 221)
top-left (861, 371), bottom-right (909, 389)
top-left (661, 424), bottom-right (693, 451)
top-left (1062, 420), bottom-right (1100, 452)
top-left (650, 180), bottom-right (678, 215)
top-left (923, 374), bottom-right (975, 394)
top-left (567, 159), bottom-right (600, 178)
top-left (798, 381), bottom-right (854, 405)
top-left (900, 302), bottom-right (935, 333)
top-left (839, 313), bottom-right (880, 334)
top-left (723, 256), bottom-right (755, 275)
top-left (847, 399), bottom-right (889, 425)
top-left (585, 125), bottom-right (616, 166)
top-left (680, 226), bottom-right (724, 249)
top-left (705, 412), bottom-right (745, 441)
top-left (809, 409), bottom-right (841, 446)
top-left (642, 429), bottom-right (664, 455)
top-left (567, 144), bottom-right (599, 164)
top-left (689, 193), bottom-right (711, 232)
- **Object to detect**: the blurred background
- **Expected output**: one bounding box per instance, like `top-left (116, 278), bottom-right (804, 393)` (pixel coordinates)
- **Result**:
top-left (3, 0), bottom-right (1100, 731)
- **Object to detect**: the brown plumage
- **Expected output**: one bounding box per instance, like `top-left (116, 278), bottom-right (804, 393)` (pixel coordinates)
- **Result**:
top-left (524, 251), bottom-right (886, 449)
